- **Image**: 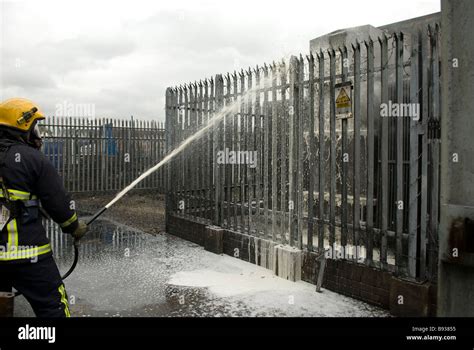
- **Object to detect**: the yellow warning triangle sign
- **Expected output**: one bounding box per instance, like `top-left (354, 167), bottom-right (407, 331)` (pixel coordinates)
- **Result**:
top-left (336, 87), bottom-right (351, 108)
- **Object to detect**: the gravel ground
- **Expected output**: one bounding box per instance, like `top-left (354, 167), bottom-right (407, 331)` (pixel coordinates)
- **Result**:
top-left (73, 190), bottom-right (166, 235)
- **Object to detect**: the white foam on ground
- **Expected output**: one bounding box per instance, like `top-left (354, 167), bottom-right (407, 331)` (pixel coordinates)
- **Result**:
top-left (168, 254), bottom-right (388, 317)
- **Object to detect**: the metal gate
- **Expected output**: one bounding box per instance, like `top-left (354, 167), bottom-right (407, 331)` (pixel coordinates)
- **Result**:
top-left (165, 25), bottom-right (441, 281)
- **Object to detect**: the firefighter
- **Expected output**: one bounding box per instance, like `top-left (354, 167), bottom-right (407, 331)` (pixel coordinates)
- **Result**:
top-left (0, 98), bottom-right (88, 317)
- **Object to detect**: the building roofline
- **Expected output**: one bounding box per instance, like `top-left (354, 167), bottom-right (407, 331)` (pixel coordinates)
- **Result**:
top-left (377, 12), bottom-right (440, 31)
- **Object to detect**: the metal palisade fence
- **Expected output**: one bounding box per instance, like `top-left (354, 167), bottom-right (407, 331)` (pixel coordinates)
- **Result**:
top-left (41, 117), bottom-right (167, 193)
top-left (165, 26), bottom-right (441, 281)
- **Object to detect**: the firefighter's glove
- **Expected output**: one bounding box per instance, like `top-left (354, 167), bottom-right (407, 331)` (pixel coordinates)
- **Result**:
top-left (72, 220), bottom-right (88, 241)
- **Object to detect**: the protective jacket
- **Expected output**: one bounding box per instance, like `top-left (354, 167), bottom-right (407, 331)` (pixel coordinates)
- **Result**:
top-left (0, 138), bottom-right (78, 263)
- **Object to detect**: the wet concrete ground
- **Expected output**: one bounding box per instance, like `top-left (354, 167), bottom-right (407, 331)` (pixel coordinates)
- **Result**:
top-left (14, 218), bottom-right (389, 317)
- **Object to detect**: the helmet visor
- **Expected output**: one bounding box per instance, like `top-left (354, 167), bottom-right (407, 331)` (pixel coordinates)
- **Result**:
top-left (32, 123), bottom-right (42, 139)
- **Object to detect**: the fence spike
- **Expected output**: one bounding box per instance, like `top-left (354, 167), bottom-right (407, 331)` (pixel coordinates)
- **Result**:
top-left (378, 33), bottom-right (388, 45)
top-left (428, 23), bottom-right (434, 37)
top-left (339, 45), bottom-right (347, 56)
top-left (365, 36), bottom-right (373, 48)
top-left (352, 40), bottom-right (361, 51)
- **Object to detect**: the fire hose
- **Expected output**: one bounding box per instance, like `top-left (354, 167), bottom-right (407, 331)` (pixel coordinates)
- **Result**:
top-left (14, 207), bottom-right (108, 298)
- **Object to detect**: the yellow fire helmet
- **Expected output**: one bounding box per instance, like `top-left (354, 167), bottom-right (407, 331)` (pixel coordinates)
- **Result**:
top-left (0, 98), bottom-right (45, 132)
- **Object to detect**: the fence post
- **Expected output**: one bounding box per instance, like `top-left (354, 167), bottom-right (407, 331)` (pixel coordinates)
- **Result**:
top-left (208, 78), bottom-right (215, 222)
top-left (239, 71), bottom-right (246, 229)
top-left (329, 49), bottom-right (336, 250)
top-left (204, 80), bottom-right (211, 222)
top-left (271, 63), bottom-right (278, 242)
top-left (366, 39), bottom-right (375, 266)
top-left (254, 67), bottom-right (262, 233)
top-left (246, 68), bottom-right (253, 233)
top-left (198, 81), bottom-right (205, 220)
top-left (279, 62), bottom-right (288, 244)
top-left (297, 55), bottom-right (304, 250)
top-left (379, 35), bottom-right (389, 269)
top-left (225, 74), bottom-right (233, 228)
top-left (353, 42), bottom-right (361, 262)
top-left (429, 25), bottom-right (440, 280)
top-left (307, 53), bottom-right (315, 252)
top-left (288, 56), bottom-right (299, 247)
top-left (317, 51), bottom-right (326, 251)
top-left (189, 83), bottom-right (196, 218)
top-left (420, 30), bottom-right (430, 279)
top-left (213, 74), bottom-right (224, 226)
top-left (395, 33), bottom-right (404, 272)
top-left (340, 46), bottom-right (349, 254)
top-left (232, 73), bottom-right (239, 229)
top-left (183, 87), bottom-right (189, 215)
top-left (165, 88), bottom-right (173, 230)
top-left (178, 87), bottom-right (184, 215)
top-left (263, 65), bottom-right (270, 238)
top-left (351, 42), bottom-right (361, 261)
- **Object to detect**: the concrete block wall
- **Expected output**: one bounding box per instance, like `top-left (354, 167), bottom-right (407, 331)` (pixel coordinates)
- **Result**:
top-left (273, 245), bottom-right (302, 282)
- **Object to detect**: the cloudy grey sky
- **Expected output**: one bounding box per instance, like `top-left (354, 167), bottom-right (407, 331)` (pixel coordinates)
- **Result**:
top-left (0, 0), bottom-right (440, 121)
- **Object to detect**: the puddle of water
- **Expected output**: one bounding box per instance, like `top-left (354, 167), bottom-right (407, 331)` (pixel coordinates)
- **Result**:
top-left (11, 219), bottom-right (191, 317)
top-left (45, 217), bottom-right (150, 268)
